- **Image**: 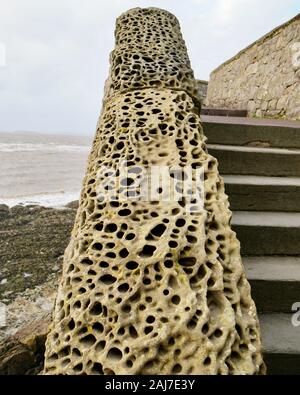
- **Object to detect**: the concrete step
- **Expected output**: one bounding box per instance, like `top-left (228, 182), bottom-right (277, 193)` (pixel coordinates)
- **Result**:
top-left (223, 175), bottom-right (300, 212)
top-left (232, 211), bottom-right (300, 255)
top-left (202, 115), bottom-right (300, 149)
top-left (244, 256), bottom-right (300, 313)
top-left (208, 144), bottom-right (300, 177)
top-left (201, 108), bottom-right (248, 117)
top-left (259, 313), bottom-right (300, 375)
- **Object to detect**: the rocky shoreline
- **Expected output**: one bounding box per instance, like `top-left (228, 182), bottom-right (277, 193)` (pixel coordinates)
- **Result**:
top-left (0, 202), bottom-right (78, 374)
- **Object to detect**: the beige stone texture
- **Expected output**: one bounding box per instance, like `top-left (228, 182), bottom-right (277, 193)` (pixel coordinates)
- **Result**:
top-left (43, 7), bottom-right (265, 375)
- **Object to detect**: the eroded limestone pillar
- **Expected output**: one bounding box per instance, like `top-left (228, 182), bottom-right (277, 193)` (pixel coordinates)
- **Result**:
top-left (44, 7), bottom-right (265, 375)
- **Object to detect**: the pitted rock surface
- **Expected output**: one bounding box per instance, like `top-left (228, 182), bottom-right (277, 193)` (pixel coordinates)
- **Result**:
top-left (44, 7), bottom-right (265, 375)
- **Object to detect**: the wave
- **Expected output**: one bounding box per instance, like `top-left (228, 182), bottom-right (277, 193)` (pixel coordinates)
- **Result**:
top-left (0, 191), bottom-right (80, 208)
top-left (0, 143), bottom-right (90, 153)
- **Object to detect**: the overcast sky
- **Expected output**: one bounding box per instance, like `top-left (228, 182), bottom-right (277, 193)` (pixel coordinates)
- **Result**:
top-left (0, 0), bottom-right (299, 135)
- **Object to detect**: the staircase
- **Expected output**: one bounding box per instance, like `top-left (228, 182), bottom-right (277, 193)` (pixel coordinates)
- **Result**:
top-left (202, 115), bottom-right (300, 375)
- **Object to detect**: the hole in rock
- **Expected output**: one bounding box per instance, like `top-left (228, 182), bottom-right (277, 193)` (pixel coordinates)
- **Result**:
top-left (93, 323), bottom-right (104, 333)
top-left (92, 243), bottom-right (103, 251)
top-left (107, 347), bottom-right (123, 361)
top-left (91, 363), bottom-right (104, 375)
top-left (144, 326), bottom-right (153, 335)
top-left (118, 283), bottom-right (129, 292)
top-left (172, 364), bottom-right (182, 373)
top-left (118, 209), bottom-right (131, 217)
top-left (126, 261), bottom-right (138, 270)
top-left (74, 363), bottom-right (83, 372)
top-left (81, 258), bottom-right (93, 266)
top-left (138, 245), bottom-right (156, 257)
top-left (146, 316), bottom-right (155, 324)
top-left (104, 223), bottom-right (117, 233)
top-left (129, 326), bottom-right (138, 338)
top-left (99, 274), bottom-right (117, 285)
top-left (171, 295), bottom-right (181, 305)
top-left (79, 334), bottom-right (97, 346)
top-left (68, 319), bottom-right (75, 330)
top-left (96, 341), bottom-right (106, 352)
top-left (175, 219), bottom-right (186, 227)
top-left (151, 224), bottom-right (166, 237)
top-left (119, 248), bottom-right (129, 258)
top-left (126, 233), bottom-right (135, 240)
top-left (178, 257), bottom-right (196, 267)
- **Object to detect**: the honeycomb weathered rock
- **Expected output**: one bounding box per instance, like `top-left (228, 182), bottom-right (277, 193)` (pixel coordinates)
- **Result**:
top-left (103, 8), bottom-right (199, 105)
top-left (43, 7), bottom-right (265, 375)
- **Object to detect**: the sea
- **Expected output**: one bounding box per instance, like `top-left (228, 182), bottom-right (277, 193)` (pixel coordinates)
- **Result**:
top-left (0, 131), bottom-right (93, 208)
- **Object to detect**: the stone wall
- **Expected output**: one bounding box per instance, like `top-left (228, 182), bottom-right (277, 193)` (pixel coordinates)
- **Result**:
top-left (196, 79), bottom-right (208, 102)
top-left (206, 14), bottom-right (300, 120)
